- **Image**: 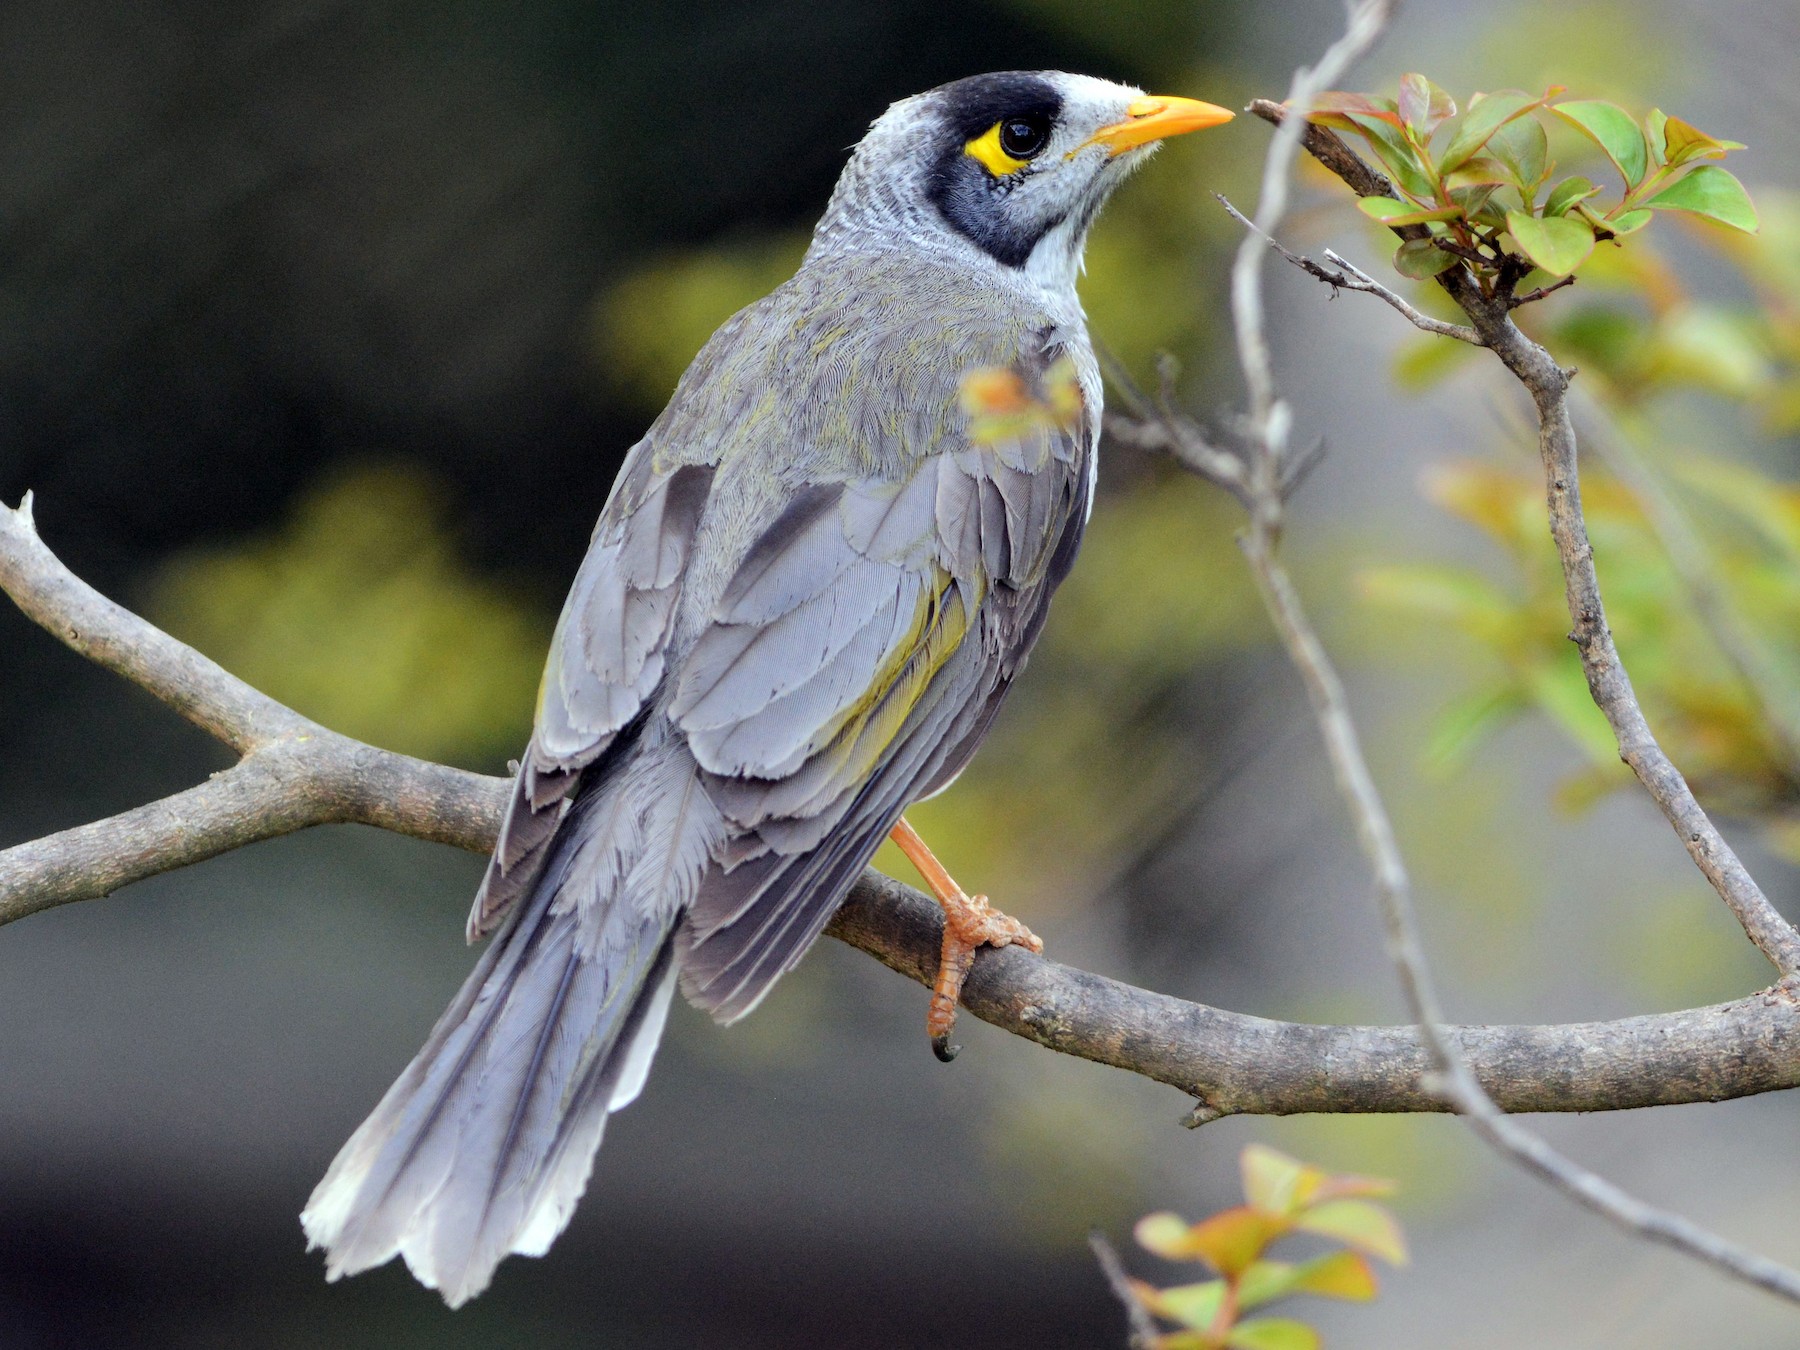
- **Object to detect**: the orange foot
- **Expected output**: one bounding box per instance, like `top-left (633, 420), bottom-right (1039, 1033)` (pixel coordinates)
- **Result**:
top-left (888, 815), bottom-right (1043, 1062)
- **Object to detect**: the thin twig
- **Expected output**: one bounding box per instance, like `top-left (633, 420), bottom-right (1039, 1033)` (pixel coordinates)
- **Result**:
top-left (1090, 1233), bottom-right (1158, 1349)
top-left (1317, 248), bottom-right (1485, 344)
top-left (1217, 194), bottom-right (1485, 346)
top-left (1511, 275), bottom-right (1577, 308)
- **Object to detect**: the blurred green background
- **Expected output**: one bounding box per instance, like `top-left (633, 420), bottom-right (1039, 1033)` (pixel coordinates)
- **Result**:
top-left (2, 1), bottom-right (1798, 1346)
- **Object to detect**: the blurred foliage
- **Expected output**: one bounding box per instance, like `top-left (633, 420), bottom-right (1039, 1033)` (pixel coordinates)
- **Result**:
top-left (1357, 131), bottom-right (1800, 865)
top-left (1306, 77), bottom-right (1756, 285)
top-left (593, 232), bottom-right (812, 412)
top-left (1116, 1145), bottom-right (1405, 1350)
top-left (1435, 0), bottom-right (1677, 102)
top-left (980, 1054), bottom-right (1162, 1247)
top-left (149, 463), bottom-right (551, 770)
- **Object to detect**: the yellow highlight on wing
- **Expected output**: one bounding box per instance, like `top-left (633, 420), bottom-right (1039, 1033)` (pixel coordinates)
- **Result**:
top-left (964, 121), bottom-right (1030, 177)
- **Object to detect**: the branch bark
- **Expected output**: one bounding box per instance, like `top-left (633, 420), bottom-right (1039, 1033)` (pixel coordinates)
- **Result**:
top-left (4, 492), bottom-right (1798, 1120)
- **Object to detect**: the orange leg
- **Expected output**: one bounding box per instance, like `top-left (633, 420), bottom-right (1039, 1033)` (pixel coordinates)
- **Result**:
top-left (888, 815), bottom-right (1043, 1062)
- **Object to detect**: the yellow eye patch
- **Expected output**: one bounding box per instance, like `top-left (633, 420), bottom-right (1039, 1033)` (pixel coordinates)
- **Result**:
top-left (964, 122), bottom-right (1030, 177)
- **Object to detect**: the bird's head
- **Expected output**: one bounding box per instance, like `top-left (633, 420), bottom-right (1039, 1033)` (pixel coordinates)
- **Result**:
top-left (813, 71), bottom-right (1234, 291)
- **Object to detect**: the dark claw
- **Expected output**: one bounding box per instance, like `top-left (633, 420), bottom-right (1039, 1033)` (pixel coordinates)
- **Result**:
top-left (931, 1031), bottom-right (961, 1063)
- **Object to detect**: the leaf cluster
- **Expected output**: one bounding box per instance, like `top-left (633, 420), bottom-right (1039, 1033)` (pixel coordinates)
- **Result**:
top-left (1358, 165), bottom-right (1800, 859)
top-left (1120, 1146), bottom-right (1406, 1350)
top-left (1303, 76), bottom-right (1757, 290)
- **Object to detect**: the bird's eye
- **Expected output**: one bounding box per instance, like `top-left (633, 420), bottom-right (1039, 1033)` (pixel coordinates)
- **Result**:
top-left (963, 114), bottom-right (1054, 178)
top-left (999, 116), bottom-right (1050, 159)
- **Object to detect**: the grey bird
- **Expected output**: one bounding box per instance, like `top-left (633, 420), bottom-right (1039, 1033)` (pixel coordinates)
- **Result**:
top-left (301, 69), bottom-right (1232, 1306)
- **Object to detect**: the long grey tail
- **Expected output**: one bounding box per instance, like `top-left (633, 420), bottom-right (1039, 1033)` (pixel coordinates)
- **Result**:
top-left (302, 746), bottom-right (711, 1307)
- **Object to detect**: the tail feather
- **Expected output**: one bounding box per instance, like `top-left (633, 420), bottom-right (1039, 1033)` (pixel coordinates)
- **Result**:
top-left (303, 742), bottom-right (713, 1307)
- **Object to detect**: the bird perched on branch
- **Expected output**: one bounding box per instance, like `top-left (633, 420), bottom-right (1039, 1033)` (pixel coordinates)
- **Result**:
top-left (302, 69), bottom-right (1232, 1306)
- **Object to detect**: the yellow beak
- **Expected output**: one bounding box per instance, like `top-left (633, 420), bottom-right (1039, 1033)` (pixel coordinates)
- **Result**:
top-left (1080, 95), bottom-right (1236, 156)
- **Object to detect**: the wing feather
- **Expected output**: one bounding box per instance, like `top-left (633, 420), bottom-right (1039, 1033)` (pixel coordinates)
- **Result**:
top-left (467, 455), bottom-right (713, 941)
top-left (670, 338), bottom-right (1093, 1018)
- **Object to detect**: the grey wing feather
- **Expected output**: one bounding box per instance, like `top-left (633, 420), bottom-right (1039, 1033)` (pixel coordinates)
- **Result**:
top-left (671, 338), bottom-right (1093, 1022)
top-left (468, 456), bottom-right (712, 940)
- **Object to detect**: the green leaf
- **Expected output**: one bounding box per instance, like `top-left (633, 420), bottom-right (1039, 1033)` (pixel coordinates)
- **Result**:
top-left (1391, 331), bottom-right (1479, 388)
top-left (1183, 1206), bottom-right (1288, 1276)
top-left (1661, 114), bottom-right (1745, 166)
top-left (1304, 90), bottom-right (1402, 126)
top-left (1544, 176), bottom-right (1601, 217)
top-left (1293, 1199), bottom-right (1409, 1266)
top-left (1226, 1318), bottom-right (1322, 1350)
top-left (1446, 156), bottom-right (1511, 188)
top-left (1450, 182), bottom-right (1500, 217)
top-left (1357, 563), bottom-right (1515, 629)
top-left (1152, 1334), bottom-right (1224, 1350)
top-left (1488, 118), bottom-right (1549, 200)
top-left (1236, 1249), bottom-right (1381, 1309)
top-left (1357, 196), bottom-right (1463, 227)
top-left (1241, 1145), bottom-right (1311, 1216)
top-left (1288, 1250), bottom-right (1380, 1302)
top-left (1646, 165), bottom-right (1759, 232)
top-left (1355, 195), bottom-right (1411, 220)
top-left (1648, 304), bottom-right (1772, 397)
top-left (1151, 1279), bottom-right (1229, 1331)
top-left (1236, 1259), bottom-right (1300, 1311)
top-left (1552, 100), bottom-right (1649, 187)
top-left (1437, 90), bottom-right (1540, 174)
top-left (1398, 73), bottom-right (1456, 139)
top-left (1151, 1334), bottom-right (1223, 1350)
top-left (1393, 237), bottom-right (1459, 279)
top-left (1523, 655), bottom-right (1621, 766)
top-left (1425, 686), bottom-right (1527, 772)
top-left (1346, 113), bottom-right (1440, 200)
top-left (1600, 207), bottom-right (1653, 237)
top-left (1136, 1212), bottom-right (1200, 1259)
top-left (1644, 108), bottom-right (1669, 164)
top-left (1506, 209), bottom-right (1595, 276)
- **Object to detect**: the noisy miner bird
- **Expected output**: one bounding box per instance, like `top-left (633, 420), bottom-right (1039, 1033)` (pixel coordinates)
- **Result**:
top-left (302, 70), bottom-right (1233, 1306)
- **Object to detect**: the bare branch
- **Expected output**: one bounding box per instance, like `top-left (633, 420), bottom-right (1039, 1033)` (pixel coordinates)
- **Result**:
top-left (1476, 316), bottom-right (1800, 974)
top-left (5, 493), bottom-right (1800, 1123)
top-left (1316, 248), bottom-right (1485, 343)
top-left (0, 492), bottom-right (301, 756)
top-left (1215, 193), bottom-right (1486, 346)
top-left (1227, 0), bottom-right (1395, 450)
top-left (1510, 274), bottom-right (1577, 308)
top-left (1090, 1232), bottom-right (1158, 1348)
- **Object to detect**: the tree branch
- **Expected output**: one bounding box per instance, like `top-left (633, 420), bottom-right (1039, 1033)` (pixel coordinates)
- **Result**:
top-left (4, 492), bottom-right (1798, 1121)
top-left (1217, 195), bottom-right (1484, 346)
top-left (1187, 57), bottom-right (1800, 1306)
top-left (1245, 100), bottom-right (1800, 977)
